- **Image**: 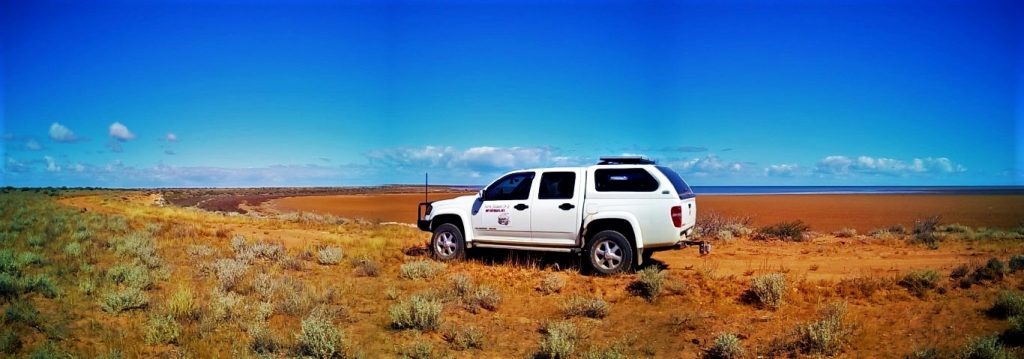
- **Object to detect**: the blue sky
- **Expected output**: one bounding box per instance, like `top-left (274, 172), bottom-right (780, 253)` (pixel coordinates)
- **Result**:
top-left (1, 0), bottom-right (1021, 187)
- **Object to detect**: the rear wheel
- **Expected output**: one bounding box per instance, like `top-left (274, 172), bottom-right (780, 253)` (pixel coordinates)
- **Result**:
top-left (585, 230), bottom-right (634, 275)
top-left (431, 223), bottom-right (465, 261)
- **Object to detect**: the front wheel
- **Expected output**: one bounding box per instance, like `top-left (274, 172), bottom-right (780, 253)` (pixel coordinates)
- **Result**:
top-left (585, 230), bottom-right (634, 275)
top-left (430, 223), bottom-right (465, 261)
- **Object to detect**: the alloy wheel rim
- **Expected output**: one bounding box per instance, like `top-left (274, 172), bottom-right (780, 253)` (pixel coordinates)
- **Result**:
top-left (592, 239), bottom-right (623, 270)
top-left (435, 231), bottom-right (456, 257)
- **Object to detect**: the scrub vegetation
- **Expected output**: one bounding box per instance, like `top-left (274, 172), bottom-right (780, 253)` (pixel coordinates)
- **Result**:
top-left (0, 189), bottom-right (1023, 357)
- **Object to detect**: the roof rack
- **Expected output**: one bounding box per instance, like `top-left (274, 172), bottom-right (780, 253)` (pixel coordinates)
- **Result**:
top-left (597, 156), bottom-right (656, 165)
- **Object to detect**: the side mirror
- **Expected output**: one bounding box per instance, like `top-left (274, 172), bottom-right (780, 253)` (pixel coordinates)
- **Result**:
top-left (478, 189), bottom-right (485, 199)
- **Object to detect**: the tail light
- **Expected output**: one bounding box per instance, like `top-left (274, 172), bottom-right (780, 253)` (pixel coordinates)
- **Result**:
top-left (671, 205), bottom-right (682, 227)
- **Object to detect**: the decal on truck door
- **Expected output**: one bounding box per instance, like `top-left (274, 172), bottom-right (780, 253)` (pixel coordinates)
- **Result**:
top-left (483, 204), bottom-right (510, 227)
top-left (497, 213), bottom-right (510, 226)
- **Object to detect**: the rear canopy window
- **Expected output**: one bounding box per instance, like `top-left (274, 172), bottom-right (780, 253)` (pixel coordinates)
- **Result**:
top-left (594, 168), bottom-right (659, 192)
top-left (656, 166), bottom-right (695, 199)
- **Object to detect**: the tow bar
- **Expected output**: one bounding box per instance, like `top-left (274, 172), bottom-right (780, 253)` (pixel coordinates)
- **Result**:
top-left (677, 240), bottom-right (712, 256)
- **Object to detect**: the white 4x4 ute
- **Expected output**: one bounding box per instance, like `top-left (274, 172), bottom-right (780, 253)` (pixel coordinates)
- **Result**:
top-left (416, 156), bottom-right (699, 274)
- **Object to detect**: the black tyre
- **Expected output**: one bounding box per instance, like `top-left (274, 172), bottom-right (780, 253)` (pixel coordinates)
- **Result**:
top-left (585, 230), bottom-right (634, 275)
top-left (430, 223), bottom-right (465, 261)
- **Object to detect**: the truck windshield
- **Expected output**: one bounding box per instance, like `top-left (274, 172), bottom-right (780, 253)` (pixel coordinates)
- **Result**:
top-left (655, 166), bottom-right (695, 199)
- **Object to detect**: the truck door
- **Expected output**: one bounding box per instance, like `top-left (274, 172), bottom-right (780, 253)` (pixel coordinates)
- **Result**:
top-left (530, 169), bottom-right (583, 246)
top-left (471, 171), bottom-right (535, 242)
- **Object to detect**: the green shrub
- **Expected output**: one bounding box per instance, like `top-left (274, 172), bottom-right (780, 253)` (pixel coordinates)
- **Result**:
top-left (1010, 255), bottom-right (1024, 272)
top-left (629, 266), bottom-right (665, 302)
top-left (1006, 315), bottom-right (1024, 339)
top-left (144, 313), bottom-right (181, 344)
top-left (562, 296), bottom-right (610, 319)
top-left (972, 258), bottom-right (1007, 283)
top-left (538, 320), bottom-right (578, 359)
top-left (21, 275), bottom-right (58, 298)
top-left (389, 295), bottom-right (443, 331)
top-left (26, 234), bottom-right (45, 248)
top-left (989, 291), bottom-right (1024, 318)
top-left (899, 270), bottom-right (941, 298)
top-left (316, 246), bottom-right (343, 265)
top-left (99, 287), bottom-right (149, 313)
top-left (106, 263), bottom-right (152, 289)
top-left (706, 333), bottom-right (745, 359)
top-left (0, 249), bottom-right (16, 274)
top-left (295, 306), bottom-right (346, 359)
top-left (78, 279), bottom-right (96, 296)
top-left (0, 273), bottom-right (20, 299)
top-left (696, 211), bottom-right (753, 239)
top-left (912, 216), bottom-right (942, 249)
top-left (444, 325), bottom-right (485, 350)
top-left (166, 286), bottom-right (200, 320)
top-left (15, 252), bottom-right (45, 267)
top-left (351, 256), bottom-right (380, 277)
top-left (958, 336), bottom-right (1010, 359)
top-left (755, 220), bottom-right (810, 241)
top-left (399, 260), bottom-right (446, 280)
top-left (750, 273), bottom-right (786, 309)
top-left (538, 273), bottom-right (566, 295)
top-left (0, 328), bottom-right (21, 354)
top-left (795, 302), bottom-right (852, 356)
top-left (4, 300), bottom-right (41, 328)
top-left (63, 242), bottom-right (82, 257)
top-left (28, 341), bottom-right (64, 359)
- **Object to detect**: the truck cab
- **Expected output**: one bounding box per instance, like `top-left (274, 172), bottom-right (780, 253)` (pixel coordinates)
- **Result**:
top-left (417, 156), bottom-right (698, 274)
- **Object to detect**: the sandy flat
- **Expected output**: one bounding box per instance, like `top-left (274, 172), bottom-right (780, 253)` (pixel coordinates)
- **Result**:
top-left (269, 193), bottom-right (1024, 231)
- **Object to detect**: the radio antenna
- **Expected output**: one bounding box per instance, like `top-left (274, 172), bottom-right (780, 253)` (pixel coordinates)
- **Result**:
top-left (424, 172), bottom-right (428, 203)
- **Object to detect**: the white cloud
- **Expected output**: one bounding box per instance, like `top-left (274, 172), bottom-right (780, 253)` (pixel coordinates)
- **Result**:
top-left (48, 123), bottom-right (77, 142)
top-left (766, 164), bottom-right (800, 177)
top-left (366, 146), bottom-right (577, 176)
top-left (43, 156), bottom-right (60, 172)
top-left (815, 155), bottom-right (966, 176)
top-left (25, 139), bottom-right (42, 151)
top-left (165, 133), bottom-right (178, 142)
top-left (667, 155), bottom-right (746, 177)
top-left (109, 122), bottom-right (136, 141)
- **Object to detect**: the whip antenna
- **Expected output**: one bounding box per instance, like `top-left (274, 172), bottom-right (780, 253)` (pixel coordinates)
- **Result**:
top-left (424, 172), bottom-right (428, 203)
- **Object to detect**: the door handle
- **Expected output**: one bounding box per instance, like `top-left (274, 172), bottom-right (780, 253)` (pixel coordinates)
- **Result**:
top-left (514, 203), bottom-right (529, 211)
top-left (559, 203), bottom-right (575, 210)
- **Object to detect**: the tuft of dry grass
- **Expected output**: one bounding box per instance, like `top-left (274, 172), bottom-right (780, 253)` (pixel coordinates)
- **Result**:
top-left (165, 285), bottom-right (200, 320)
top-left (317, 246), bottom-right (343, 265)
top-left (389, 295), bottom-right (443, 331)
top-left (749, 273), bottom-right (786, 309)
top-left (629, 266), bottom-right (665, 302)
top-left (400, 260), bottom-right (446, 280)
top-left (562, 296), bottom-right (610, 319)
top-left (538, 320), bottom-right (578, 359)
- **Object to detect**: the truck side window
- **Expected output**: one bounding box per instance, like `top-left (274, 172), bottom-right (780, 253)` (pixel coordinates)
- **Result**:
top-left (594, 168), bottom-right (659, 192)
top-left (483, 172), bottom-right (535, 201)
top-left (538, 172), bottom-right (576, 200)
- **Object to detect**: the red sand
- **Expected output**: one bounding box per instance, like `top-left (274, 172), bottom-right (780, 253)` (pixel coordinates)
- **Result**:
top-left (269, 193), bottom-right (1024, 232)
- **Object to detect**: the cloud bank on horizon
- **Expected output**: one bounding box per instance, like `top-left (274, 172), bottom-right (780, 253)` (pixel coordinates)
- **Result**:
top-left (1, 0), bottom-right (1020, 187)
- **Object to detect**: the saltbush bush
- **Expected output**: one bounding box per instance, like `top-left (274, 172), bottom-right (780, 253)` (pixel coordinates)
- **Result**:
top-left (795, 302), bottom-right (852, 356)
top-left (316, 246), bottom-right (343, 265)
top-left (100, 287), bottom-right (149, 313)
top-left (755, 221), bottom-right (810, 241)
top-left (629, 266), bottom-right (666, 302)
top-left (898, 270), bottom-right (941, 298)
top-left (706, 333), bottom-right (745, 359)
top-left (538, 320), bottom-right (578, 359)
top-left (750, 273), bottom-right (786, 309)
top-left (144, 313), bottom-right (181, 345)
top-left (295, 306), bottom-right (346, 359)
top-left (399, 260), bottom-right (446, 280)
top-left (389, 295), bottom-right (443, 331)
top-left (989, 291), bottom-right (1024, 318)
